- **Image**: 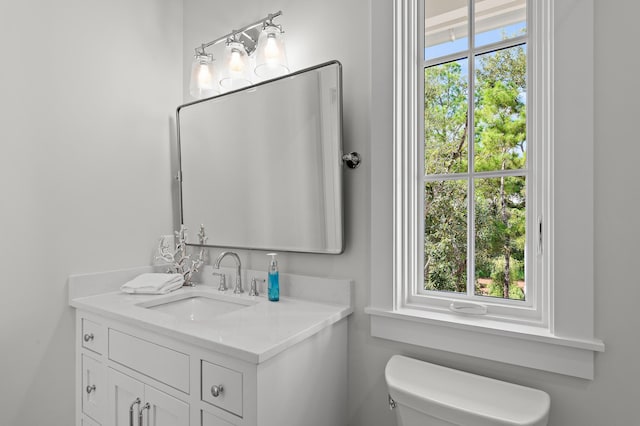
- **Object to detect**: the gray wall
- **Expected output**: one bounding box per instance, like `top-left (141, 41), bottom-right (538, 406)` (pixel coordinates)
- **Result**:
top-left (0, 0), bottom-right (638, 425)
top-left (0, 1), bottom-right (182, 425)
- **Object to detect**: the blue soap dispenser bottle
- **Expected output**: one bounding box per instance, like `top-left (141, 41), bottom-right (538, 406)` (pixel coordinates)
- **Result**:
top-left (267, 253), bottom-right (279, 302)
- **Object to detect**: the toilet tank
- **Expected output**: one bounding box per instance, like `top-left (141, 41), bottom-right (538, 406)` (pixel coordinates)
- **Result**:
top-left (385, 355), bottom-right (550, 426)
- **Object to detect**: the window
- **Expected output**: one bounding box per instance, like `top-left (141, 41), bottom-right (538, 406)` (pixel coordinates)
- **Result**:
top-left (414, 0), bottom-right (540, 323)
top-left (367, 0), bottom-right (604, 379)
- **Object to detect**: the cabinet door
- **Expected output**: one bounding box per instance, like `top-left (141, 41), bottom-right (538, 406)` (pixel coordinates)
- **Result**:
top-left (145, 385), bottom-right (189, 426)
top-left (202, 410), bottom-right (235, 426)
top-left (107, 368), bottom-right (145, 426)
top-left (82, 354), bottom-right (105, 423)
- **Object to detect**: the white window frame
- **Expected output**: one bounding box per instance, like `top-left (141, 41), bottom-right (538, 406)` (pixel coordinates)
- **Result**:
top-left (366, 0), bottom-right (604, 379)
top-left (414, 0), bottom-right (541, 324)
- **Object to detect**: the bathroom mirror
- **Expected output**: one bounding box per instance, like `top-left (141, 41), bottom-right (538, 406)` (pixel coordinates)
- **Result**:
top-left (176, 61), bottom-right (344, 253)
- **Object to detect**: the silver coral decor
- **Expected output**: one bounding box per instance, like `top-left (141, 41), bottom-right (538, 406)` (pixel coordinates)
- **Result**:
top-left (156, 224), bottom-right (207, 286)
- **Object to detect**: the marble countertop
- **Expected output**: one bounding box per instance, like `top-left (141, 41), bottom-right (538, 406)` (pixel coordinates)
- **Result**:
top-left (69, 267), bottom-right (352, 364)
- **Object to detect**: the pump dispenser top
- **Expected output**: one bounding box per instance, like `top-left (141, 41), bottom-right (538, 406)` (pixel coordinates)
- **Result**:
top-left (267, 253), bottom-right (279, 302)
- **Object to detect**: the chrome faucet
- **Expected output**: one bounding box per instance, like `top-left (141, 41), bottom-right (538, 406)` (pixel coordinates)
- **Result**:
top-left (213, 251), bottom-right (243, 294)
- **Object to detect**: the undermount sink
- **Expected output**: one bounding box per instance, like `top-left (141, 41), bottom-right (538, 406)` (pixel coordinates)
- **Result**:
top-left (140, 293), bottom-right (253, 322)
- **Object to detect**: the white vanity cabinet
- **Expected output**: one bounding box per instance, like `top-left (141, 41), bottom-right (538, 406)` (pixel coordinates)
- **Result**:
top-left (75, 308), bottom-right (348, 426)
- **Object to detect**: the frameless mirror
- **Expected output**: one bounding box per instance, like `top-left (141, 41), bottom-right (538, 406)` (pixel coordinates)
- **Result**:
top-left (176, 61), bottom-right (344, 253)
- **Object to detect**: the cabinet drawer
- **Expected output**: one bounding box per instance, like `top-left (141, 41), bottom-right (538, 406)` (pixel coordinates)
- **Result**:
top-left (108, 329), bottom-right (190, 393)
top-left (81, 414), bottom-right (101, 426)
top-left (202, 409), bottom-right (235, 426)
top-left (82, 318), bottom-right (105, 355)
top-left (82, 354), bottom-right (105, 423)
top-left (201, 361), bottom-right (242, 417)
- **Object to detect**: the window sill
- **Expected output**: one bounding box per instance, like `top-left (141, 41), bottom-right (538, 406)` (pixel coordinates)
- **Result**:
top-left (364, 306), bottom-right (604, 379)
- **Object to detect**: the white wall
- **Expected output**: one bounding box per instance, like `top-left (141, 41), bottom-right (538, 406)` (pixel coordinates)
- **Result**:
top-left (1, 0), bottom-right (637, 425)
top-left (0, 1), bottom-right (182, 425)
top-left (183, 0), bottom-right (640, 425)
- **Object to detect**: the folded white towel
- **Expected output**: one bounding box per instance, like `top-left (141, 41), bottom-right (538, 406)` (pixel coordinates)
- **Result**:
top-left (121, 273), bottom-right (184, 295)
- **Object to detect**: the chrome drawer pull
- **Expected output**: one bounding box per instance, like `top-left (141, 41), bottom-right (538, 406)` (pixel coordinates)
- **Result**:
top-left (86, 384), bottom-right (96, 394)
top-left (211, 384), bottom-right (224, 397)
top-left (83, 333), bottom-right (94, 342)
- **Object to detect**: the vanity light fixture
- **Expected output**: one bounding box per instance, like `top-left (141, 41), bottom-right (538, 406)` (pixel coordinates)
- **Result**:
top-left (189, 11), bottom-right (290, 99)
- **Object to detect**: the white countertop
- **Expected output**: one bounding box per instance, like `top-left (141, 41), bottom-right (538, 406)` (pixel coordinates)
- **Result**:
top-left (69, 268), bottom-right (352, 364)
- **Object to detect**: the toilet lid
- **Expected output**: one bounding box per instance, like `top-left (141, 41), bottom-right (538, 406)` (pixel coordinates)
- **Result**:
top-left (385, 355), bottom-right (550, 426)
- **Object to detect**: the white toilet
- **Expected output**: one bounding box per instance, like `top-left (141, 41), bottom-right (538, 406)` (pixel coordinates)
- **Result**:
top-left (385, 355), bottom-right (550, 426)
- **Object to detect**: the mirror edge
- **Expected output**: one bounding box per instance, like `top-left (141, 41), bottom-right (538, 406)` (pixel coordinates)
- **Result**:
top-left (174, 60), bottom-right (345, 254)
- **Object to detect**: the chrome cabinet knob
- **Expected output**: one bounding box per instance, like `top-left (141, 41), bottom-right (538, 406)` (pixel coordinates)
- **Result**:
top-left (83, 333), bottom-right (94, 342)
top-left (211, 384), bottom-right (224, 397)
top-left (86, 384), bottom-right (96, 394)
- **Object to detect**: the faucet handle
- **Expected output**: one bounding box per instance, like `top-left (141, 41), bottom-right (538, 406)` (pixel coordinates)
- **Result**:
top-left (249, 278), bottom-right (265, 297)
top-left (212, 271), bottom-right (227, 292)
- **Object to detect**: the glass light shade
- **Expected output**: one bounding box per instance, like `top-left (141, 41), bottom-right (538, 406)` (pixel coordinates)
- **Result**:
top-left (189, 54), bottom-right (219, 99)
top-left (254, 25), bottom-right (289, 79)
top-left (219, 41), bottom-right (253, 91)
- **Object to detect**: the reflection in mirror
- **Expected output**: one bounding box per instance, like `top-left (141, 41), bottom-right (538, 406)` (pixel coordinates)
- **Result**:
top-left (176, 61), bottom-right (344, 254)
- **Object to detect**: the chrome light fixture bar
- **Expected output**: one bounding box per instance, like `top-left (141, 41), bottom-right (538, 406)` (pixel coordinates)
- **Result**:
top-left (189, 11), bottom-right (289, 99)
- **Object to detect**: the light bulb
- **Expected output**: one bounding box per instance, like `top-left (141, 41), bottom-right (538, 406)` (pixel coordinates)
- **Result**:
top-left (229, 49), bottom-right (244, 73)
top-left (197, 62), bottom-right (213, 87)
top-left (264, 34), bottom-right (280, 62)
